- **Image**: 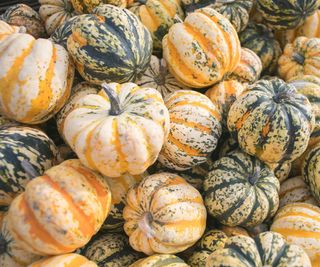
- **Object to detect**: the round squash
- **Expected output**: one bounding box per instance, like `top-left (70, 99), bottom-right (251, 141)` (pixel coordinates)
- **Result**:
top-left (131, 254), bottom-right (188, 267)
top-left (67, 4), bottom-right (152, 85)
top-left (257, 0), bottom-right (319, 30)
top-left (70, 0), bottom-right (128, 13)
top-left (206, 231), bottom-right (312, 266)
top-left (228, 78), bottom-right (314, 164)
top-left (0, 20), bottom-right (25, 41)
top-left (162, 7), bottom-right (241, 88)
top-left (158, 90), bottom-right (222, 170)
top-left (271, 203), bottom-right (320, 265)
top-left (239, 22), bottom-right (282, 76)
top-left (123, 172), bottom-right (207, 255)
top-left (266, 161), bottom-right (292, 183)
top-left (63, 82), bottom-right (170, 177)
top-left (279, 37), bottom-right (320, 81)
top-left (0, 4), bottom-right (46, 38)
top-left (29, 254), bottom-right (97, 267)
top-left (7, 159), bottom-right (112, 256)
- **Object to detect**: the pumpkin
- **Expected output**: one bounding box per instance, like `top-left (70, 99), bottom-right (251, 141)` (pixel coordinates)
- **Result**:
top-left (0, 20), bottom-right (25, 41)
top-left (206, 231), bottom-right (312, 266)
top-left (279, 176), bottom-right (317, 208)
top-left (271, 203), bottom-right (320, 265)
top-left (162, 7), bottom-right (241, 88)
top-left (128, 0), bottom-right (184, 55)
top-left (130, 254), bottom-right (188, 267)
top-left (279, 37), bottom-right (320, 81)
top-left (204, 149), bottom-right (280, 227)
top-left (0, 33), bottom-right (74, 124)
top-left (39, 0), bottom-right (75, 35)
top-left (209, 0), bottom-right (254, 33)
top-left (239, 22), bottom-right (282, 76)
top-left (135, 56), bottom-right (189, 98)
top-left (70, 0), bottom-right (128, 13)
top-left (80, 232), bottom-right (143, 266)
top-left (50, 16), bottom-right (78, 49)
top-left (123, 172), bottom-right (207, 255)
top-left (266, 161), bottom-right (292, 183)
top-left (0, 4), bottom-right (46, 38)
top-left (28, 254), bottom-right (97, 267)
top-left (228, 78), bottom-right (314, 164)
top-left (227, 48), bottom-right (263, 85)
top-left (67, 4), bottom-right (152, 85)
top-left (257, 0), bottom-right (319, 30)
top-left (63, 82), bottom-right (170, 177)
top-left (7, 159), bottom-right (112, 255)
top-left (158, 90), bottom-right (222, 170)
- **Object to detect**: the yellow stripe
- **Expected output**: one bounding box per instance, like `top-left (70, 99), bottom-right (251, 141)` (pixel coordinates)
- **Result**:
top-left (170, 116), bottom-right (212, 133)
top-left (272, 227), bottom-right (320, 239)
top-left (112, 119), bottom-right (128, 173)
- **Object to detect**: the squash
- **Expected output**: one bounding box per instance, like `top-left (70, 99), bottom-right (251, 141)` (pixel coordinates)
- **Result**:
top-left (162, 7), bottom-right (241, 88)
top-left (130, 254), bottom-right (188, 267)
top-left (70, 0), bottom-right (128, 13)
top-left (239, 22), bottom-right (282, 76)
top-left (209, 0), bottom-right (254, 32)
top-left (204, 149), bottom-right (280, 227)
top-left (39, 0), bottom-right (75, 35)
top-left (181, 0), bottom-right (213, 13)
top-left (257, 0), bottom-right (319, 30)
top-left (0, 4), bottom-right (46, 38)
top-left (29, 254), bottom-right (97, 267)
top-left (0, 191), bottom-right (12, 224)
top-left (279, 37), bottom-right (320, 81)
top-left (228, 78), bottom-right (314, 164)
top-left (50, 16), bottom-right (78, 49)
top-left (63, 82), bottom-right (170, 177)
top-left (206, 231), bottom-right (312, 266)
top-left (271, 203), bottom-right (320, 265)
top-left (128, 0), bottom-right (184, 55)
top-left (279, 176), bottom-right (317, 208)
top-left (0, 20), bottom-right (25, 41)
top-left (80, 232), bottom-right (143, 266)
top-left (158, 90), bottom-right (222, 170)
top-left (0, 114), bottom-right (14, 126)
top-left (266, 161), bottom-right (292, 183)
top-left (135, 56), bottom-right (189, 98)
top-left (7, 159), bottom-right (112, 255)
top-left (0, 33), bottom-right (74, 124)
top-left (123, 172), bottom-right (207, 255)
top-left (67, 5), bottom-right (152, 85)
top-left (227, 48), bottom-right (262, 85)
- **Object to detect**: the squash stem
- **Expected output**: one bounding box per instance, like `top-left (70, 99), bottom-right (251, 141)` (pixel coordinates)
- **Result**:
top-left (21, 160), bottom-right (40, 179)
top-left (248, 165), bottom-right (260, 185)
top-left (138, 212), bottom-right (155, 238)
top-left (101, 83), bottom-right (121, 116)
top-left (0, 233), bottom-right (7, 256)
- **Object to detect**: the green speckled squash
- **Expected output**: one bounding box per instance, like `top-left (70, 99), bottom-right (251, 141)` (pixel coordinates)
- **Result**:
top-left (266, 161), bottom-right (292, 183)
top-left (131, 254), bottom-right (188, 267)
top-left (239, 22), bottom-right (282, 75)
top-left (181, 0), bottom-right (213, 13)
top-left (228, 78), bottom-right (314, 164)
top-left (71, 0), bottom-right (128, 13)
top-left (204, 149), bottom-right (280, 227)
top-left (67, 4), bottom-right (152, 85)
top-left (257, 0), bottom-right (319, 30)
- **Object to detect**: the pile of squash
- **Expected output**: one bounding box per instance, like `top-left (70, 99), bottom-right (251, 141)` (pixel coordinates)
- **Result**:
top-left (1, 0), bottom-right (320, 266)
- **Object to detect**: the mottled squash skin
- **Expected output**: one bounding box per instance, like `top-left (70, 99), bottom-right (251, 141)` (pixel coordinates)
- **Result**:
top-left (131, 254), bottom-right (188, 267)
top-left (70, 0), bottom-right (128, 13)
top-left (181, 0), bottom-right (213, 13)
top-left (29, 254), bottom-right (97, 267)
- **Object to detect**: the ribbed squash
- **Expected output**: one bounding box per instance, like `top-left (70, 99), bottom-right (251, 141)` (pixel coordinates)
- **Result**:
top-left (206, 231), bottom-right (312, 266)
top-left (70, 0), bottom-right (128, 13)
top-left (39, 0), bottom-right (75, 35)
top-left (0, 4), bottom-right (46, 38)
top-left (266, 161), bottom-right (292, 183)
top-left (0, 20), bottom-right (25, 41)
top-left (162, 7), bottom-right (241, 88)
top-left (204, 149), bottom-right (280, 227)
top-left (7, 159), bottom-right (112, 256)
top-left (279, 37), bottom-right (320, 81)
top-left (257, 0), bottom-right (319, 30)
top-left (29, 254), bottom-right (97, 267)
top-left (128, 0), bottom-right (184, 54)
top-left (123, 173), bottom-right (207, 255)
top-left (271, 203), bottom-right (320, 265)
top-left (158, 90), bottom-right (222, 170)
top-left (181, 0), bottom-right (213, 13)
top-left (228, 78), bottom-right (314, 164)
top-left (239, 22), bottom-right (282, 75)
top-left (80, 232), bottom-right (143, 266)
top-left (130, 254), bottom-right (188, 267)
top-left (50, 16), bottom-right (78, 49)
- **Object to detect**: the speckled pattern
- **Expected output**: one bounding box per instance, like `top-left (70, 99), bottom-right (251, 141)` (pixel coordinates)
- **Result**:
top-left (70, 0), bottom-right (127, 13)
top-left (228, 78), bottom-right (314, 164)
top-left (29, 254), bottom-right (97, 267)
top-left (67, 4), bottom-right (152, 85)
top-left (131, 254), bottom-right (188, 267)
top-left (123, 173), bottom-right (207, 255)
top-left (181, 0), bottom-right (213, 13)
top-left (266, 161), bottom-right (291, 183)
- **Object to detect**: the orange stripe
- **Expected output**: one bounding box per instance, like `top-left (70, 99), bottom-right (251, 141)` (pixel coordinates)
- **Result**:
top-left (276, 211), bottom-right (320, 223)
top-left (235, 111), bottom-right (250, 130)
top-left (112, 119), bottom-right (128, 173)
top-left (262, 121), bottom-right (270, 138)
top-left (166, 91), bottom-right (202, 106)
top-left (71, 31), bottom-right (87, 47)
top-left (168, 134), bottom-right (206, 157)
top-left (289, 202), bottom-right (320, 213)
top-left (139, 5), bottom-right (161, 32)
top-left (170, 116), bottom-right (212, 133)
top-left (84, 127), bottom-right (97, 169)
top-left (164, 218), bottom-right (206, 233)
top-left (272, 227), bottom-right (320, 239)
top-left (159, 0), bottom-right (176, 18)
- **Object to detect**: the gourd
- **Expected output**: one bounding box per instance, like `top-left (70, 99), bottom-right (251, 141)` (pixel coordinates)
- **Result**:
top-left (130, 254), bottom-right (188, 267)
top-left (181, 0), bottom-right (213, 13)
top-left (266, 161), bottom-right (291, 183)
top-left (28, 254), bottom-right (97, 267)
top-left (0, 20), bottom-right (25, 41)
top-left (123, 172), bottom-right (207, 255)
top-left (50, 16), bottom-right (78, 49)
top-left (70, 0), bottom-right (128, 13)
top-left (63, 82), bottom-right (170, 177)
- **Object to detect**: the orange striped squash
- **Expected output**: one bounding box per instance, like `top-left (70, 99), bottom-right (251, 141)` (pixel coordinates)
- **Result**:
top-left (0, 20), bottom-right (25, 41)
top-left (7, 159), bottom-right (112, 256)
top-left (123, 173), bottom-right (207, 255)
top-left (162, 7), bottom-right (241, 88)
top-left (0, 33), bottom-right (74, 124)
top-left (28, 254), bottom-right (97, 267)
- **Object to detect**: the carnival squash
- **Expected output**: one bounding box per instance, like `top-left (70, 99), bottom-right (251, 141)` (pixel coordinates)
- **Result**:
top-left (70, 0), bottom-right (128, 13)
top-left (50, 16), bottom-right (78, 49)
top-left (130, 254), bottom-right (188, 267)
top-left (181, 0), bottom-right (213, 13)
top-left (0, 20), bottom-right (25, 41)
top-left (28, 254), bottom-right (97, 267)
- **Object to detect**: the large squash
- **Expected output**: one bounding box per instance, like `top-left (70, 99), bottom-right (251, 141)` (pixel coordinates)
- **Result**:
top-left (130, 254), bottom-right (188, 267)
top-left (29, 254), bottom-right (97, 267)
top-left (158, 90), bottom-right (222, 170)
top-left (7, 159), bottom-right (112, 255)
top-left (67, 4), bottom-right (152, 85)
top-left (0, 20), bottom-right (25, 41)
top-left (63, 82), bottom-right (170, 177)
top-left (162, 7), bottom-right (241, 88)
top-left (228, 78), bottom-right (314, 164)
top-left (70, 0), bottom-right (128, 13)
top-left (123, 173), bottom-right (207, 255)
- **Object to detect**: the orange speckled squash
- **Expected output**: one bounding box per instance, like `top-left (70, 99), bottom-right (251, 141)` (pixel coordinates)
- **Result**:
top-left (162, 7), bottom-right (241, 88)
top-left (7, 159), bottom-right (112, 256)
top-left (28, 254), bottom-right (97, 267)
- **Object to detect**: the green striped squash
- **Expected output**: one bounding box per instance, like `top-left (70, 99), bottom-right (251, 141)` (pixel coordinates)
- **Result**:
top-left (204, 149), bottom-right (280, 227)
top-left (131, 254), bottom-right (188, 267)
top-left (67, 4), bottom-right (152, 85)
